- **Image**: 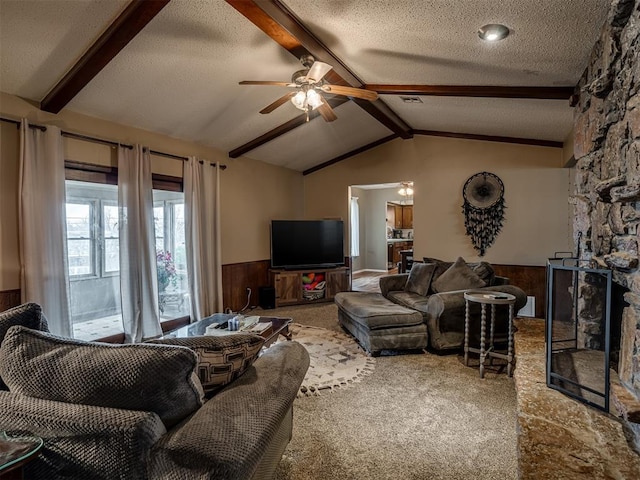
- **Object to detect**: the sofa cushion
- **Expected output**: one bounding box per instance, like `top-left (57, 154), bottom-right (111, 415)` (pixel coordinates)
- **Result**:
top-left (431, 257), bottom-right (486, 293)
top-left (404, 263), bottom-right (436, 296)
top-left (0, 303), bottom-right (49, 390)
top-left (0, 326), bottom-right (204, 427)
top-left (386, 291), bottom-right (430, 314)
top-left (334, 292), bottom-right (423, 330)
top-left (147, 333), bottom-right (264, 396)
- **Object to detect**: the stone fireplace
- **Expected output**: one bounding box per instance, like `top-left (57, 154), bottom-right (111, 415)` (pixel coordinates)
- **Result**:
top-left (572, 0), bottom-right (640, 442)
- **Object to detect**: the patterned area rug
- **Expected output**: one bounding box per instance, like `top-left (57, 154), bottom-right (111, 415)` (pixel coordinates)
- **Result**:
top-left (287, 323), bottom-right (376, 396)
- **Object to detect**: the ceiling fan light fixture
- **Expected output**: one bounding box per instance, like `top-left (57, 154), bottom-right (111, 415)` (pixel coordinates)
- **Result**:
top-left (291, 90), bottom-right (307, 110)
top-left (478, 24), bottom-right (509, 42)
top-left (306, 89), bottom-right (323, 109)
top-left (291, 89), bottom-right (324, 111)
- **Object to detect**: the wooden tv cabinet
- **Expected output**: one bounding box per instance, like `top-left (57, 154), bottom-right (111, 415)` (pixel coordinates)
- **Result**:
top-left (270, 266), bottom-right (350, 307)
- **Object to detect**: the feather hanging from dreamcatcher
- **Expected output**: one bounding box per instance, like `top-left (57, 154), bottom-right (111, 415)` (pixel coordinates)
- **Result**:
top-left (461, 172), bottom-right (505, 256)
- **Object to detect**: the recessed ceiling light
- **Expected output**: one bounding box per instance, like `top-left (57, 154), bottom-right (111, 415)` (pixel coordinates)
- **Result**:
top-left (478, 24), bottom-right (509, 42)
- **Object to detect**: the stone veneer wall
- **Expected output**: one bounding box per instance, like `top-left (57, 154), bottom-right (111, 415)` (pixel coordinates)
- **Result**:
top-left (573, 0), bottom-right (640, 419)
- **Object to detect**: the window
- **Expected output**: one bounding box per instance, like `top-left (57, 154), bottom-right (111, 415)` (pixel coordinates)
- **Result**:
top-left (65, 178), bottom-right (188, 341)
top-left (66, 202), bottom-right (93, 276)
top-left (103, 204), bottom-right (119, 273)
top-left (153, 190), bottom-right (189, 318)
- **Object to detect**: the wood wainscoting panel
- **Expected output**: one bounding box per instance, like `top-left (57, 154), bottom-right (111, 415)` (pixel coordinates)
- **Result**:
top-left (0, 290), bottom-right (21, 312)
top-left (222, 259), bottom-right (271, 313)
top-left (492, 264), bottom-right (547, 318)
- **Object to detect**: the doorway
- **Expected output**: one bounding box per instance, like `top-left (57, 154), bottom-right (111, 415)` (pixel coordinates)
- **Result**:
top-left (349, 182), bottom-right (414, 292)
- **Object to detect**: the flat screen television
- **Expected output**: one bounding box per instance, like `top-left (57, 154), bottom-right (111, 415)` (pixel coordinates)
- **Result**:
top-left (270, 220), bottom-right (345, 269)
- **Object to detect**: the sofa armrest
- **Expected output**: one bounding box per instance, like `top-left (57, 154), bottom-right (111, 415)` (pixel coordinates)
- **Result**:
top-left (0, 390), bottom-right (166, 479)
top-left (379, 273), bottom-right (409, 298)
top-left (425, 285), bottom-right (527, 351)
top-left (493, 275), bottom-right (510, 286)
top-left (149, 340), bottom-right (310, 480)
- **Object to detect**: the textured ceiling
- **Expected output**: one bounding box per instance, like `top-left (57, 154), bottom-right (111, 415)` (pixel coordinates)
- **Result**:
top-left (284, 0), bottom-right (609, 86)
top-left (0, 0), bottom-right (611, 172)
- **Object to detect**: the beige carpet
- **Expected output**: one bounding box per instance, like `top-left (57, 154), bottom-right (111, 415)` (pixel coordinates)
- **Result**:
top-left (254, 303), bottom-right (518, 480)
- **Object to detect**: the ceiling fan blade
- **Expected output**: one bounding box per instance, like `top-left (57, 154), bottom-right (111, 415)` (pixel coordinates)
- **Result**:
top-left (317, 98), bottom-right (337, 122)
top-left (240, 80), bottom-right (295, 87)
top-left (320, 84), bottom-right (378, 101)
top-left (305, 61), bottom-right (333, 83)
top-left (259, 92), bottom-right (295, 114)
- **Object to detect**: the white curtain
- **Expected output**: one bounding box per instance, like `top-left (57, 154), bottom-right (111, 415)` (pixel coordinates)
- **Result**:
top-left (184, 157), bottom-right (222, 321)
top-left (117, 145), bottom-right (162, 342)
top-left (350, 196), bottom-right (360, 257)
top-left (18, 120), bottom-right (71, 335)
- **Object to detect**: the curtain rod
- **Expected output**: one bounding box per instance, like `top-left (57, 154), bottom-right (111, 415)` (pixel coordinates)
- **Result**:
top-left (0, 117), bottom-right (226, 169)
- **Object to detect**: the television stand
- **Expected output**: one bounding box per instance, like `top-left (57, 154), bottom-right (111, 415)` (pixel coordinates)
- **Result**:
top-left (270, 266), bottom-right (350, 307)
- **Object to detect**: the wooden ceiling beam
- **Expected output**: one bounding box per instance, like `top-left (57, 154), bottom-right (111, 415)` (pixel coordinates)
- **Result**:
top-left (226, 0), bottom-right (412, 142)
top-left (412, 129), bottom-right (563, 148)
top-left (229, 97), bottom-right (349, 159)
top-left (365, 85), bottom-right (575, 100)
top-left (303, 134), bottom-right (399, 176)
top-left (41, 0), bottom-right (171, 114)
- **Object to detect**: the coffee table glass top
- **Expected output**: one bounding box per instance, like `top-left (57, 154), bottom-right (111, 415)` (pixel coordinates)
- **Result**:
top-left (162, 313), bottom-right (292, 346)
top-left (0, 431), bottom-right (43, 473)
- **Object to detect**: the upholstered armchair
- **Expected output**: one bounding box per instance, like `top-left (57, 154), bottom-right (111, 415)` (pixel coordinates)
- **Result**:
top-left (0, 303), bottom-right (309, 480)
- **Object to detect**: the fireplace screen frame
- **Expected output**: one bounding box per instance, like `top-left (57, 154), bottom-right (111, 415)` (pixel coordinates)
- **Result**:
top-left (546, 258), bottom-right (612, 412)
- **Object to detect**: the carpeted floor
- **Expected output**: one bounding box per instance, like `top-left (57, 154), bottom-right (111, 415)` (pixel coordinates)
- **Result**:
top-left (253, 302), bottom-right (518, 480)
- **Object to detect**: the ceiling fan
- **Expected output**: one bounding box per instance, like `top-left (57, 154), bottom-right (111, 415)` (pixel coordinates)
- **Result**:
top-left (239, 55), bottom-right (378, 122)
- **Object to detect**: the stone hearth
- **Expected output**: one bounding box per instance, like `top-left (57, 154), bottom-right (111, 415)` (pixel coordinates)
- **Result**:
top-left (514, 319), bottom-right (640, 478)
top-left (572, 0), bottom-right (640, 440)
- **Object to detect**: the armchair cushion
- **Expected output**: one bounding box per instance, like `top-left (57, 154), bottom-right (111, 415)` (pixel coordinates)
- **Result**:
top-left (404, 262), bottom-right (436, 296)
top-left (147, 333), bottom-right (265, 396)
top-left (0, 326), bottom-right (204, 427)
top-left (431, 257), bottom-right (486, 293)
top-left (0, 303), bottom-right (49, 390)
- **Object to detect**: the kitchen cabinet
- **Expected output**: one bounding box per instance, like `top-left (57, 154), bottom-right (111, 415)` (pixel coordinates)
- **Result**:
top-left (391, 205), bottom-right (413, 229)
top-left (394, 205), bottom-right (403, 229)
top-left (402, 206), bottom-right (413, 228)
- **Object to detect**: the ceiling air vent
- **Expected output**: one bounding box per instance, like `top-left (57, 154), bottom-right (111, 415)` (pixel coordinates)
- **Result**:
top-left (400, 96), bottom-right (423, 104)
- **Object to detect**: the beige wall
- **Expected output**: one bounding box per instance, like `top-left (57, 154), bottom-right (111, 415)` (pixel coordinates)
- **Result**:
top-left (305, 135), bottom-right (571, 266)
top-left (0, 92), bottom-right (303, 290)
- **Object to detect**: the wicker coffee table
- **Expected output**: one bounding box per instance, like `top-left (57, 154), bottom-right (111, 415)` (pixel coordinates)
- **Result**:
top-left (163, 313), bottom-right (292, 348)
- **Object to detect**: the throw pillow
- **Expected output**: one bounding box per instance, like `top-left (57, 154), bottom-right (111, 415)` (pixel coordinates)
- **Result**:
top-left (0, 303), bottom-right (49, 390)
top-left (472, 261), bottom-right (496, 286)
top-left (404, 263), bottom-right (436, 296)
top-left (423, 257), bottom-right (454, 289)
top-left (148, 333), bottom-right (265, 396)
top-left (431, 257), bottom-right (487, 293)
top-left (0, 326), bottom-right (204, 427)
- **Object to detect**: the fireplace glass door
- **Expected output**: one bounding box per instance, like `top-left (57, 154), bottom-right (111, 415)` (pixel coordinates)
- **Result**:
top-left (546, 259), bottom-right (612, 411)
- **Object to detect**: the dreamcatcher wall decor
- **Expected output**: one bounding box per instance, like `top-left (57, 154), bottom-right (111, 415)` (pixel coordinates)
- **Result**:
top-left (462, 172), bottom-right (505, 256)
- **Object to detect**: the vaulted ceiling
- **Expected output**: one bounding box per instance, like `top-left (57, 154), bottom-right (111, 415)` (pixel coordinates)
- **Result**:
top-left (0, 0), bottom-right (610, 173)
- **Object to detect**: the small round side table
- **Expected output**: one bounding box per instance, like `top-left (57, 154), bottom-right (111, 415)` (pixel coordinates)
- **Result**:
top-left (463, 291), bottom-right (516, 378)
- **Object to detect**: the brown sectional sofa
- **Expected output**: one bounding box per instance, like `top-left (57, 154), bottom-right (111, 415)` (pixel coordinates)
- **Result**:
top-left (337, 257), bottom-right (527, 354)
